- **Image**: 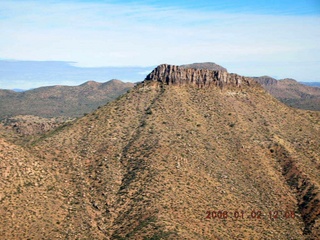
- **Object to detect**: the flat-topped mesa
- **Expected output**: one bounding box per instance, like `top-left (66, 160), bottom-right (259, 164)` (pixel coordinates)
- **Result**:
top-left (144, 64), bottom-right (255, 88)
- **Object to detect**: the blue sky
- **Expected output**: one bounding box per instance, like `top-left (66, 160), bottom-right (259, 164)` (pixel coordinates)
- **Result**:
top-left (1, 0), bottom-right (320, 88)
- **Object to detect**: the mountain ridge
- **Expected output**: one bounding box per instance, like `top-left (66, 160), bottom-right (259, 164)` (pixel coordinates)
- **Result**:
top-left (254, 76), bottom-right (320, 111)
top-left (0, 79), bottom-right (134, 119)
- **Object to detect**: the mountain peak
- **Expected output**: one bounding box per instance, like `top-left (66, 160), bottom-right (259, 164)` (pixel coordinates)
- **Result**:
top-left (102, 79), bottom-right (124, 86)
top-left (144, 64), bottom-right (256, 88)
top-left (280, 78), bottom-right (298, 84)
top-left (253, 76), bottom-right (278, 86)
top-left (180, 62), bottom-right (227, 72)
top-left (80, 80), bottom-right (100, 87)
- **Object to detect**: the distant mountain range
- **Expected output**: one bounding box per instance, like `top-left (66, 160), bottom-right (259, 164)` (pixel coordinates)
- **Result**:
top-left (0, 60), bottom-right (153, 89)
top-left (11, 88), bottom-right (28, 92)
top-left (0, 79), bottom-right (134, 120)
top-left (1, 62), bottom-right (319, 123)
top-left (300, 82), bottom-right (320, 87)
top-left (254, 76), bottom-right (320, 111)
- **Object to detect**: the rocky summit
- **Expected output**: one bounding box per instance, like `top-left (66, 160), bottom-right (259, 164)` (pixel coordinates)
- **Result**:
top-left (144, 64), bottom-right (257, 88)
top-left (180, 62), bottom-right (228, 72)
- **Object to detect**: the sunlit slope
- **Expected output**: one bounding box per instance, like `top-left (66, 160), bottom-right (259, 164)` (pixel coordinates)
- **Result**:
top-left (27, 70), bottom-right (320, 240)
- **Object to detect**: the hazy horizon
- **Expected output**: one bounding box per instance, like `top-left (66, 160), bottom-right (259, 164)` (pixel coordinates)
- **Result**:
top-left (1, 60), bottom-right (320, 90)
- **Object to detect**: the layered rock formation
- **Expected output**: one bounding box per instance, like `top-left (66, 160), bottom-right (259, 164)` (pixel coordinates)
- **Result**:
top-left (144, 64), bottom-right (256, 88)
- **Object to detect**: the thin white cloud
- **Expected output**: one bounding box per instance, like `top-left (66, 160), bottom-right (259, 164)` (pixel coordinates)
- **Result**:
top-left (0, 0), bottom-right (320, 81)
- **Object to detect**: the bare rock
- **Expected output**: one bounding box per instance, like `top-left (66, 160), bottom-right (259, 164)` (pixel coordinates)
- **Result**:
top-left (144, 64), bottom-right (256, 88)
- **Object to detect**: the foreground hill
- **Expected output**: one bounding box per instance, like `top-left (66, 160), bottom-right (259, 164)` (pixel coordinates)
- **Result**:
top-left (254, 76), bottom-right (320, 111)
top-left (0, 79), bottom-right (134, 119)
top-left (1, 64), bottom-right (319, 239)
top-left (0, 136), bottom-right (68, 239)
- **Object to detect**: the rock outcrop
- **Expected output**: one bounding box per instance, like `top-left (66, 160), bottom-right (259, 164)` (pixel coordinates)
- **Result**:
top-left (144, 64), bottom-right (256, 88)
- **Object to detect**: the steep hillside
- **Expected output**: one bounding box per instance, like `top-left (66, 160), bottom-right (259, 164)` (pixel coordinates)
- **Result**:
top-left (1, 115), bottom-right (71, 136)
top-left (1, 64), bottom-right (319, 239)
top-left (0, 79), bottom-right (134, 119)
top-left (0, 115), bottom-right (75, 147)
top-left (0, 137), bottom-right (68, 239)
top-left (254, 76), bottom-right (320, 111)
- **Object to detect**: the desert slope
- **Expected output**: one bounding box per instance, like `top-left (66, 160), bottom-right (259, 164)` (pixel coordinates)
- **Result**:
top-left (1, 64), bottom-right (319, 239)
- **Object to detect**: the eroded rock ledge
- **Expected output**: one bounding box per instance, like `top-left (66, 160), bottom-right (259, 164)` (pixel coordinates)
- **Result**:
top-left (144, 64), bottom-right (257, 88)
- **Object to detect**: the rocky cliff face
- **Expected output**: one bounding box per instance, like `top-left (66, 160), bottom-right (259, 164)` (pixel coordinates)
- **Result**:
top-left (144, 64), bottom-right (256, 88)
